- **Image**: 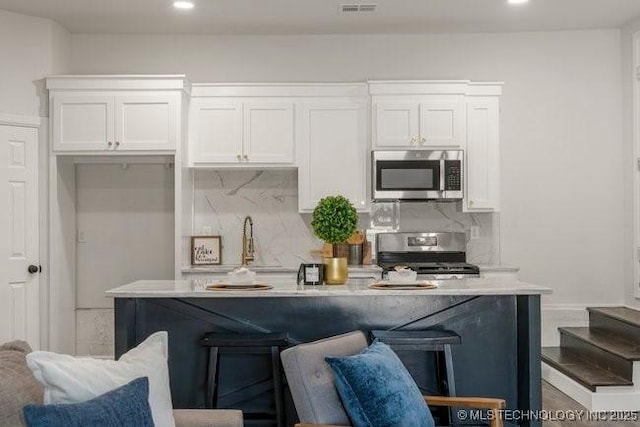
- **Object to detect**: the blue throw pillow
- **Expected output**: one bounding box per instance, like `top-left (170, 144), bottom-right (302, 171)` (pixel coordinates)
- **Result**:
top-left (23, 376), bottom-right (154, 427)
top-left (325, 341), bottom-right (435, 427)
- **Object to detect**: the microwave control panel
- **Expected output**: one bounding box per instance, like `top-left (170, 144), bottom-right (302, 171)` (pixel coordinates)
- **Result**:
top-left (444, 161), bottom-right (462, 191)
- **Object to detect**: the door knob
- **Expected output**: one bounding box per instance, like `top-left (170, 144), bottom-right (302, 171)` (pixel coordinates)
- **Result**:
top-left (28, 265), bottom-right (40, 274)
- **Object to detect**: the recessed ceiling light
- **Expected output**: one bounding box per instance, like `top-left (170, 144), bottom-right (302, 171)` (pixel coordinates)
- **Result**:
top-left (173, 1), bottom-right (194, 9)
top-left (507, 0), bottom-right (529, 4)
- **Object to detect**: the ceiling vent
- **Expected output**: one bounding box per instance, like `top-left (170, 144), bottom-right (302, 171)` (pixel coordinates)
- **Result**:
top-left (340, 4), bottom-right (377, 13)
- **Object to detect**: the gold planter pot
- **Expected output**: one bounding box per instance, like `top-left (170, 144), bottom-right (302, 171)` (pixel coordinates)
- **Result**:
top-left (324, 257), bottom-right (348, 285)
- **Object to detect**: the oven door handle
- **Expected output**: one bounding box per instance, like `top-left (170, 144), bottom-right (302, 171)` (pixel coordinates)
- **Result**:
top-left (439, 158), bottom-right (446, 193)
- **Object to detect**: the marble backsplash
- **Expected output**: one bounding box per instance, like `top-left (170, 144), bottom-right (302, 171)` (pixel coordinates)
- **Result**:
top-left (193, 169), bottom-right (500, 267)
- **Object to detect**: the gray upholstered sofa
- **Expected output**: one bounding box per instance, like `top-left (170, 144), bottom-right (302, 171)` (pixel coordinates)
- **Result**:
top-left (0, 341), bottom-right (243, 427)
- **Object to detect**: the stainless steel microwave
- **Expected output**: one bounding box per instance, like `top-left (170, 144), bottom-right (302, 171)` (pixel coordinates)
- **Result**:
top-left (372, 150), bottom-right (464, 201)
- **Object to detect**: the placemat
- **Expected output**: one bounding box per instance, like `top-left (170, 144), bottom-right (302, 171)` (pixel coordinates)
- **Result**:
top-left (206, 283), bottom-right (273, 291)
top-left (369, 281), bottom-right (437, 290)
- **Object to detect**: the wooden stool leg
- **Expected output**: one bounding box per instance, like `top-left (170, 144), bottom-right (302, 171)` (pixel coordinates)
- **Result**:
top-left (271, 346), bottom-right (285, 427)
top-left (206, 347), bottom-right (219, 409)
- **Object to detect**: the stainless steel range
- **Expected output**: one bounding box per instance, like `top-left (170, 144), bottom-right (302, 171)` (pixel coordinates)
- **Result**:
top-left (376, 231), bottom-right (480, 280)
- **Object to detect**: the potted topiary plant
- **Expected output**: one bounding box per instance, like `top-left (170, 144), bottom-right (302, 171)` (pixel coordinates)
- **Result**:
top-left (311, 195), bottom-right (358, 284)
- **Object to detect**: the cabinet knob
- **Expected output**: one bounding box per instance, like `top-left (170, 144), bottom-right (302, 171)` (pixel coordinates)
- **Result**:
top-left (469, 200), bottom-right (474, 206)
top-left (410, 137), bottom-right (417, 144)
top-left (237, 154), bottom-right (242, 161)
top-left (243, 155), bottom-right (249, 161)
top-left (107, 141), bottom-right (113, 147)
top-left (115, 141), bottom-right (120, 147)
top-left (420, 137), bottom-right (426, 143)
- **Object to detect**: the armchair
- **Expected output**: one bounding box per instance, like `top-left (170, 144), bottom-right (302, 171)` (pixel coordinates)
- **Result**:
top-left (281, 331), bottom-right (505, 427)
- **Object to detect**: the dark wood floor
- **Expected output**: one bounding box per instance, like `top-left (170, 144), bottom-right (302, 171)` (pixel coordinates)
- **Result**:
top-left (542, 381), bottom-right (640, 426)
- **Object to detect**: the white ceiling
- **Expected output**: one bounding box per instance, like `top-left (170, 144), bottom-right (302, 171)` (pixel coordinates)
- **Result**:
top-left (0, 0), bottom-right (639, 35)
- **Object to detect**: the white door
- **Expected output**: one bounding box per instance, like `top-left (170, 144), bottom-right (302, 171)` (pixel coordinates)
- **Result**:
top-left (299, 101), bottom-right (368, 212)
top-left (114, 94), bottom-right (177, 151)
top-left (190, 100), bottom-right (243, 164)
top-left (52, 95), bottom-right (114, 152)
top-left (374, 102), bottom-right (419, 148)
top-left (243, 102), bottom-right (294, 163)
top-left (419, 101), bottom-right (466, 147)
top-left (0, 125), bottom-right (39, 347)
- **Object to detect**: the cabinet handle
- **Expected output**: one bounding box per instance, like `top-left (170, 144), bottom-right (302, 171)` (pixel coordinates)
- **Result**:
top-left (243, 155), bottom-right (249, 161)
top-left (237, 154), bottom-right (242, 161)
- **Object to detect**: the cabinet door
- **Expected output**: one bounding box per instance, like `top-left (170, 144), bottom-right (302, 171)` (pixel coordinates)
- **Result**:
top-left (419, 101), bottom-right (466, 147)
top-left (114, 94), bottom-right (177, 151)
top-left (465, 99), bottom-right (500, 211)
top-left (52, 95), bottom-right (114, 151)
top-left (299, 101), bottom-right (368, 212)
top-left (243, 102), bottom-right (294, 163)
top-left (374, 102), bottom-right (419, 148)
top-left (190, 100), bottom-right (243, 164)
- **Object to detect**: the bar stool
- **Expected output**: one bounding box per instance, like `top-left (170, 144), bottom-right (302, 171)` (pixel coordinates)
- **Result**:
top-left (200, 332), bottom-right (291, 427)
top-left (371, 329), bottom-right (461, 425)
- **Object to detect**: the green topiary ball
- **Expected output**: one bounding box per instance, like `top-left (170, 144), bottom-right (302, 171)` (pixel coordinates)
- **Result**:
top-left (311, 195), bottom-right (358, 244)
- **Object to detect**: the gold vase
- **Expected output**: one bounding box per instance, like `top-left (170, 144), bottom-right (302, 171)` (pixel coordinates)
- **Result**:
top-left (324, 257), bottom-right (348, 285)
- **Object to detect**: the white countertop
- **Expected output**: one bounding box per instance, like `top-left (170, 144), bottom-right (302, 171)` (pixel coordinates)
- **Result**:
top-left (106, 277), bottom-right (550, 298)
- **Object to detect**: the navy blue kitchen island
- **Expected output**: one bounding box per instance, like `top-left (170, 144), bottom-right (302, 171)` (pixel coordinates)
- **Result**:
top-left (108, 278), bottom-right (550, 427)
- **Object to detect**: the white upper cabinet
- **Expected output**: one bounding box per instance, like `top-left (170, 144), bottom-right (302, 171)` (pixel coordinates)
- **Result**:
top-left (189, 96), bottom-right (295, 166)
top-left (114, 94), bottom-right (177, 151)
top-left (53, 95), bottom-right (114, 151)
top-left (374, 103), bottom-right (419, 147)
top-left (419, 101), bottom-right (466, 147)
top-left (298, 100), bottom-right (368, 213)
top-left (465, 98), bottom-right (500, 212)
top-left (243, 102), bottom-right (294, 163)
top-left (47, 76), bottom-right (187, 153)
top-left (374, 100), bottom-right (465, 148)
top-left (190, 100), bottom-right (243, 163)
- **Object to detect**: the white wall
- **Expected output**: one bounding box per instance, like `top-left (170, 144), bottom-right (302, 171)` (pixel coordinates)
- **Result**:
top-left (75, 163), bottom-right (175, 308)
top-left (622, 20), bottom-right (640, 310)
top-left (0, 9), bottom-right (70, 117)
top-left (69, 30), bottom-right (626, 307)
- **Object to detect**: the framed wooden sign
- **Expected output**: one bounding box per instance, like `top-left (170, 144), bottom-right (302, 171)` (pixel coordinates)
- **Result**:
top-left (191, 236), bottom-right (222, 265)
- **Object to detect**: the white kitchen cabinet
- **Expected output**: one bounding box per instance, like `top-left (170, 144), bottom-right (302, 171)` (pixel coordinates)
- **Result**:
top-left (298, 101), bottom-right (368, 212)
top-left (189, 99), bottom-right (295, 166)
top-left (52, 95), bottom-right (114, 151)
top-left (243, 102), bottom-right (294, 163)
top-left (374, 102), bottom-right (419, 147)
top-left (114, 94), bottom-right (177, 151)
top-left (48, 76), bottom-right (185, 153)
top-left (419, 101), bottom-right (466, 147)
top-left (190, 100), bottom-right (243, 163)
top-left (464, 98), bottom-right (500, 212)
top-left (373, 100), bottom-right (465, 149)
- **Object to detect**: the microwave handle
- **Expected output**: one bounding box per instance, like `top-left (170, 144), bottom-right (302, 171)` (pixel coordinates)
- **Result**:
top-left (439, 159), bottom-right (446, 192)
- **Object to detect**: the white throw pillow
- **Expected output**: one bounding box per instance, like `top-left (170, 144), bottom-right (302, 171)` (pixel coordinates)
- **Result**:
top-left (26, 331), bottom-right (175, 427)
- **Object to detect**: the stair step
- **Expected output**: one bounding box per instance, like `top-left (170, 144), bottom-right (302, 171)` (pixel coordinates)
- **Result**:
top-left (541, 347), bottom-right (633, 391)
top-left (561, 327), bottom-right (640, 361)
top-left (588, 307), bottom-right (640, 344)
top-left (559, 328), bottom-right (633, 380)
